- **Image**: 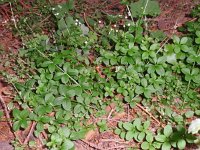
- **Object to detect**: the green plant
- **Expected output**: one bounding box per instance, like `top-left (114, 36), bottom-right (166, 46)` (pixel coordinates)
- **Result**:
top-left (1, 0), bottom-right (200, 149)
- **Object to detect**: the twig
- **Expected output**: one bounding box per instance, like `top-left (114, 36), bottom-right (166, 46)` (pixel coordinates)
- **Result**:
top-left (156, 37), bottom-right (170, 54)
top-left (23, 121), bottom-right (37, 145)
top-left (0, 94), bottom-right (23, 144)
top-left (101, 139), bottom-right (129, 144)
top-left (83, 13), bottom-right (100, 36)
top-left (136, 103), bottom-right (164, 128)
top-left (107, 108), bottom-right (115, 119)
top-left (80, 140), bottom-right (103, 150)
top-left (9, 2), bottom-right (19, 33)
top-left (32, 15), bottom-right (51, 29)
top-left (107, 145), bottom-right (132, 150)
top-left (127, 104), bottom-right (130, 122)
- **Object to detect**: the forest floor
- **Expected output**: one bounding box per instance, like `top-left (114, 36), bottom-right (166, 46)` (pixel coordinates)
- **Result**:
top-left (0, 0), bottom-right (200, 149)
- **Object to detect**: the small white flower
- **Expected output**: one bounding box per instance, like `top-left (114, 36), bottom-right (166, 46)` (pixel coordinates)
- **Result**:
top-left (128, 12), bottom-right (131, 16)
top-left (75, 19), bottom-right (79, 22)
top-left (125, 16), bottom-right (128, 19)
top-left (52, 8), bottom-right (55, 10)
top-left (110, 28), bottom-right (113, 31)
top-left (55, 13), bottom-right (59, 16)
top-left (118, 15), bottom-right (122, 17)
top-left (123, 25), bottom-right (125, 28)
top-left (113, 24), bottom-right (117, 28)
top-left (85, 41), bottom-right (88, 44)
top-left (127, 23), bottom-right (130, 26)
top-left (58, 5), bottom-right (62, 9)
top-left (98, 20), bottom-right (102, 24)
top-left (116, 30), bottom-right (118, 32)
top-left (78, 21), bottom-right (82, 25)
top-left (75, 22), bottom-right (78, 25)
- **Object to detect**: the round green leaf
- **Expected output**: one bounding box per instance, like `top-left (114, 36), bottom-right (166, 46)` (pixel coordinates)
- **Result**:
top-left (126, 131), bottom-right (135, 141)
top-left (114, 128), bottom-right (121, 135)
top-left (164, 125), bottom-right (173, 137)
top-left (177, 139), bottom-right (186, 149)
top-left (137, 132), bottom-right (145, 141)
top-left (161, 142), bottom-right (171, 150)
top-left (141, 141), bottom-right (150, 150)
top-left (185, 111), bottom-right (194, 118)
top-left (155, 135), bottom-right (166, 142)
top-left (123, 122), bottom-right (133, 131)
top-left (146, 133), bottom-right (154, 143)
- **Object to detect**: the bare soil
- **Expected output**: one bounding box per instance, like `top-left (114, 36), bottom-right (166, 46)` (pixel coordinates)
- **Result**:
top-left (0, 0), bottom-right (199, 150)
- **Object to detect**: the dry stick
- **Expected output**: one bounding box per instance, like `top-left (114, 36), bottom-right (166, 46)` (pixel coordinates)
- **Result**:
top-left (107, 108), bottom-right (115, 119)
top-left (32, 15), bottom-right (51, 29)
top-left (0, 94), bottom-right (23, 144)
top-left (80, 140), bottom-right (103, 150)
top-left (107, 145), bottom-right (132, 150)
top-left (83, 13), bottom-right (100, 36)
top-left (101, 139), bottom-right (129, 144)
top-left (136, 103), bottom-right (164, 128)
top-left (23, 121), bottom-right (37, 145)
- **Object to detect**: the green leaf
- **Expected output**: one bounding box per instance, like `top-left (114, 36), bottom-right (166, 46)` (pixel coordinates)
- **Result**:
top-left (61, 74), bottom-right (69, 84)
top-left (196, 31), bottom-right (200, 37)
top-left (135, 86), bottom-right (144, 95)
top-left (13, 121), bottom-right (21, 131)
top-left (62, 98), bottom-right (71, 111)
top-left (58, 127), bottom-right (70, 137)
top-left (141, 141), bottom-right (150, 150)
top-left (58, 18), bottom-right (67, 31)
top-left (59, 85), bottom-right (68, 95)
top-left (45, 93), bottom-right (55, 103)
top-left (114, 128), bottom-right (121, 135)
top-left (143, 121), bottom-right (150, 129)
top-left (48, 63), bottom-right (56, 73)
top-left (141, 78), bottom-right (148, 87)
top-left (173, 36), bottom-right (180, 44)
top-left (164, 125), bottom-right (173, 137)
top-left (126, 131), bottom-right (135, 141)
top-left (185, 111), bottom-right (194, 118)
top-left (155, 65), bottom-right (165, 76)
top-left (133, 118), bottom-right (142, 128)
top-left (177, 139), bottom-right (186, 149)
top-left (155, 135), bottom-right (166, 142)
top-left (62, 139), bottom-right (74, 150)
top-left (181, 68), bottom-right (190, 75)
top-left (13, 109), bottom-right (21, 119)
top-left (146, 133), bottom-right (154, 143)
top-left (137, 132), bottom-right (145, 141)
top-left (123, 122), bottom-right (133, 131)
top-left (191, 68), bottom-right (199, 75)
top-left (195, 38), bottom-right (200, 44)
top-left (161, 142), bottom-right (171, 150)
top-left (157, 56), bottom-right (166, 64)
top-left (142, 52), bottom-right (149, 60)
top-left (180, 37), bottom-right (188, 44)
top-left (120, 131), bottom-right (126, 139)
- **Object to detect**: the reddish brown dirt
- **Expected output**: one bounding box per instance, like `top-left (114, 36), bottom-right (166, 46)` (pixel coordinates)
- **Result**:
top-left (0, 0), bottom-right (199, 150)
top-left (155, 0), bottom-right (200, 36)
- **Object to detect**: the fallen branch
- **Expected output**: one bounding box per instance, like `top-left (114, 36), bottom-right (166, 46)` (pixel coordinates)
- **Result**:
top-left (80, 139), bottom-right (102, 150)
top-left (0, 94), bottom-right (23, 144)
top-left (136, 103), bottom-right (164, 128)
top-left (23, 121), bottom-right (37, 145)
top-left (83, 13), bottom-right (100, 36)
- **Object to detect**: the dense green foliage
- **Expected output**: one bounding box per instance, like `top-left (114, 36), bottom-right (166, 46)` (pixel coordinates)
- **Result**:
top-left (0, 0), bottom-right (200, 149)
